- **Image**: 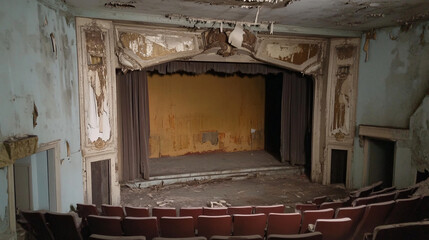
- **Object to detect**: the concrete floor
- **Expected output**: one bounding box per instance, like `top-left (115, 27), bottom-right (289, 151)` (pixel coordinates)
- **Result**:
top-left (148, 151), bottom-right (285, 177)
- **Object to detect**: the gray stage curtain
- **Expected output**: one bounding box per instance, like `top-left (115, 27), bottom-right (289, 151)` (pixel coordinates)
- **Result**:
top-left (144, 61), bottom-right (284, 75)
top-left (117, 71), bottom-right (150, 181)
top-left (281, 72), bottom-right (312, 165)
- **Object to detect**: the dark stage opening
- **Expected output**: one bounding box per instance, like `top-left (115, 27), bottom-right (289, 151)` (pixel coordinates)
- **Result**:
top-left (264, 73), bottom-right (283, 160)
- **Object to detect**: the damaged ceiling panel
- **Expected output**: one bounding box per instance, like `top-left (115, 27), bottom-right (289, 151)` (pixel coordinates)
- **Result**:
top-left (67, 0), bottom-right (429, 32)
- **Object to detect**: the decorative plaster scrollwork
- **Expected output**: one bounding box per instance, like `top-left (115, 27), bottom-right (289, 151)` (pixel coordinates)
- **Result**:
top-left (116, 47), bottom-right (144, 72)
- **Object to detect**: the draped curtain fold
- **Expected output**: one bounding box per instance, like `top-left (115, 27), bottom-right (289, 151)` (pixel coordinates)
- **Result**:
top-left (117, 71), bottom-right (150, 181)
top-left (281, 72), bottom-right (313, 165)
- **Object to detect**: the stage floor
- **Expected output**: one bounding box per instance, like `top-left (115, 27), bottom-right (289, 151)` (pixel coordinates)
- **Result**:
top-left (148, 150), bottom-right (285, 177)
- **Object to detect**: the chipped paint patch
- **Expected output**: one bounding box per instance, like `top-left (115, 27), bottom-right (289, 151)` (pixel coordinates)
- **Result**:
top-left (104, 1), bottom-right (136, 8)
top-left (85, 26), bottom-right (111, 143)
top-left (265, 43), bottom-right (319, 65)
top-left (119, 32), bottom-right (195, 60)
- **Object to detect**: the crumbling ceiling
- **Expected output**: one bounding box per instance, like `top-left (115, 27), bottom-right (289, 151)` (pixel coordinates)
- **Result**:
top-left (67, 0), bottom-right (429, 33)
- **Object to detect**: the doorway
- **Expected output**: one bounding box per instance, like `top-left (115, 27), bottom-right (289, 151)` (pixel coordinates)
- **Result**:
top-left (14, 149), bottom-right (57, 212)
top-left (367, 138), bottom-right (395, 188)
top-left (330, 149), bottom-right (348, 184)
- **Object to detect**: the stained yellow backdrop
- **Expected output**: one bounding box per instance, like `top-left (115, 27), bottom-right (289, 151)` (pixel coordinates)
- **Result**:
top-left (148, 73), bottom-right (265, 158)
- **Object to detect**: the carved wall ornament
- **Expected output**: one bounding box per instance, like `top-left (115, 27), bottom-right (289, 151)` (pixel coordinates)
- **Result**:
top-left (332, 65), bottom-right (352, 140)
top-left (202, 28), bottom-right (235, 57)
top-left (116, 47), bottom-right (144, 72)
top-left (114, 26), bottom-right (203, 69)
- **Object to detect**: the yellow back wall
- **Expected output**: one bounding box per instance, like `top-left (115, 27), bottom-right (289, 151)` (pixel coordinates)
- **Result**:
top-left (148, 72), bottom-right (265, 158)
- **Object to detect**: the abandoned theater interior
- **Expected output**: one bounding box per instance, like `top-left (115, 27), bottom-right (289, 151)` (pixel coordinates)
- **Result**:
top-left (1, 0), bottom-right (429, 239)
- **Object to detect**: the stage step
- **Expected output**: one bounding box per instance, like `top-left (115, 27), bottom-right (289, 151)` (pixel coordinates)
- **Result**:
top-left (125, 165), bottom-right (303, 189)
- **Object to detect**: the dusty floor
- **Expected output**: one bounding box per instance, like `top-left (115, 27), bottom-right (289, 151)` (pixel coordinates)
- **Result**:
top-left (121, 173), bottom-right (349, 212)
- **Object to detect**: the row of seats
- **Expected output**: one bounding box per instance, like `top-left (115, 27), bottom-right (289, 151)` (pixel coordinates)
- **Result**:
top-left (78, 204), bottom-right (286, 220)
top-left (77, 195), bottom-right (429, 240)
top-left (88, 233), bottom-right (325, 240)
top-left (295, 184), bottom-right (419, 213)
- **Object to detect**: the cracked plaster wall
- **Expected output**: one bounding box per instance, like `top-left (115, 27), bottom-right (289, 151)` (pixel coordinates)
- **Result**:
top-left (352, 21), bottom-right (429, 188)
top-left (0, 0), bottom-right (83, 232)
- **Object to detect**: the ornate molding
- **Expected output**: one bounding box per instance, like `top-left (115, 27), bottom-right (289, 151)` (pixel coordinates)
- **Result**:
top-left (114, 24), bottom-right (203, 70)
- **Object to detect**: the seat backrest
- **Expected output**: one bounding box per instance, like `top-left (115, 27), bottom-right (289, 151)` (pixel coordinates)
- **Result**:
top-left (202, 207), bottom-right (228, 216)
top-left (314, 217), bottom-right (352, 240)
top-left (335, 204), bottom-right (366, 237)
top-left (371, 181), bottom-right (384, 193)
top-left (254, 205), bottom-right (284, 215)
top-left (233, 214), bottom-right (267, 237)
top-left (20, 210), bottom-right (54, 240)
top-left (300, 208), bottom-right (334, 233)
top-left (351, 200), bottom-right (395, 240)
top-left (385, 196), bottom-right (420, 224)
top-left (267, 213), bottom-right (301, 235)
top-left (415, 195), bottom-right (429, 221)
top-left (267, 232), bottom-right (323, 240)
top-left (312, 196), bottom-right (327, 206)
top-left (373, 221), bottom-right (429, 240)
top-left (87, 215), bottom-right (123, 236)
top-left (180, 207), bottom-right (203, 229)
top-left (370, 186), bottom-right (397, 196)
top-left (77, 203), bottom-right (99, 224)
top-left (352, 195), bottom-right (377, 206)
top-left (395, 187), bottom-right (414, 199)
top-left (227, 206), bottom-right (253, 215)
top-left (294, 204), bottom-right (318, 214)
top-left (319, 201), bottom-right (344, 210)
top-left (160, 216), bottom-right (195, 238)
top-left (89, 234), bottom-right (146, 240)
top-left (211, 235), bottom-right (262, 240)
top-left (122, 217), bottom-right (159, 240)
top-left (197, 215), bottom-right (232, 239)
top-left (152, 207), bottom-right (177, 221)
top-left (125, 206), bottom-right (150, 217)
top-left (375, 191), bottom-right (397, 203)
top-left (101, 204), bottom-right (125, 218)
top-left (45, 212), bottom-right (83, 240)
top-left (154, 238), bottom-right (207, 240)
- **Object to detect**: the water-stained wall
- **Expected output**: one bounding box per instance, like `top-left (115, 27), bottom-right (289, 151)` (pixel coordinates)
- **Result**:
top-left (353, 21), bottom-right (429, 188)
top-left (0, 0), bottom-right (82, 234)
top-left (148, 73), bottom-right (265, 158)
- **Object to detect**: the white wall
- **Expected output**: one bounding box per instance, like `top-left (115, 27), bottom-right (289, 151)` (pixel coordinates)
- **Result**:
top-left (0, 0), bottom-right (83, 233)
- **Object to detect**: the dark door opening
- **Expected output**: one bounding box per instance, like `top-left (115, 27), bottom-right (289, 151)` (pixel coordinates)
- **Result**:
top-left (91, 160), bottom-right (111, 207)
top-left (368, 139), bottom-right (395, 188)
top-left (264, 73), bottom-right (283, 160)
top-left (331, 149), bottom-right (347, 184)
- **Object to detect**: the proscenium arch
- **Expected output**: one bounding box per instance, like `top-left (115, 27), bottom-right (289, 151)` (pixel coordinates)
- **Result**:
top-left (113, 22), bottom-right (329, 183)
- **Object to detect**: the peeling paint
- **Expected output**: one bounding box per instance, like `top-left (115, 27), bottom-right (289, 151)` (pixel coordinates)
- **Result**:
top-left (363, 29), bottom-right (376, 62)
top-left (410, 95), bottom-right (429, 171)
top-left (265, 43), bottom-right (319, 65)
top-left (32, 102), bottom-right (38, 128)
top-left (104, 1), bottom-right (136, 8)
top-left (119, 32), bottom-right (195, 60)
top-left (336, 45), bottom-right (355, 60)
top-left (85, 26), bottom-right (111, 143)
